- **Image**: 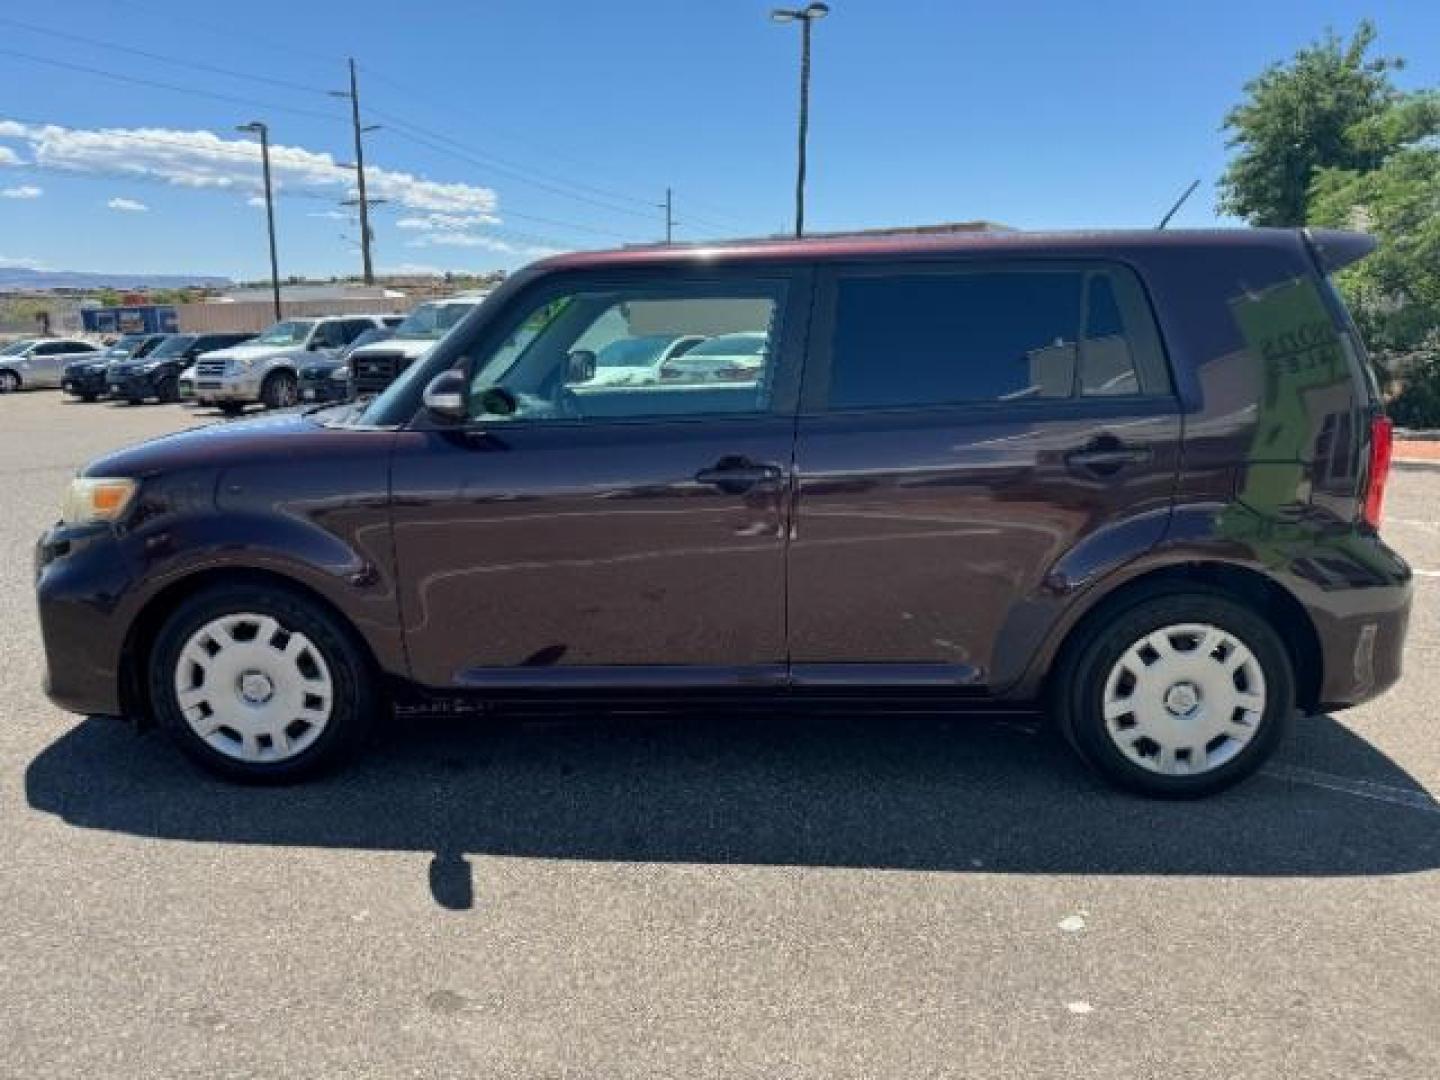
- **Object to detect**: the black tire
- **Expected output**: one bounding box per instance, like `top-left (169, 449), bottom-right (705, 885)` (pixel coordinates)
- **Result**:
top-left (260, 370), bottom-right (298, 410)
top-left (1052, 589), bottom-right (1294, 798)
top-left (148, 582), bottom-right (377, 783)
top-left (219, 401), bottom-right (246, 417)
top-left (79, 393), bottom-right (97, 403)
top-left (0, 369), bottom-right (19, 393)
top-left (157, 377), bottom-right (180, 404)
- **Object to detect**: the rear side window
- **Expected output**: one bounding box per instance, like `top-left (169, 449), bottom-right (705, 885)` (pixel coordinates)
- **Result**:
top-left (826, 264), bottom-right (1168, 410)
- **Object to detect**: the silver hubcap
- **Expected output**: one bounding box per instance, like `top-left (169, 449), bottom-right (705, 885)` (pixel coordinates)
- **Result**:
top-left (1102, 623), bottom-right (1267, 776)
top-left (0, 372), bottom-right (17, 392)
top-left (174, 613), bottom-right (333, 763)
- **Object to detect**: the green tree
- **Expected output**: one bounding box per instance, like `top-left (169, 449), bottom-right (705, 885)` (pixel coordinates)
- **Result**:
top-left (1218, 21), bottom-right (1404, 226)
top-left (1311, 138), bottom-right (1440, 424)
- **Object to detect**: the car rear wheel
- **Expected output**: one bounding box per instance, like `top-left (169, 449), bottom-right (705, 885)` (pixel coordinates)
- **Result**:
top-left (0, 369), bottom-right (19, 393)
top-left (218, 401), bottom-right (246, 417)
top-left (149, 584), bottom-right (376, 783)
top-left (1053, 591), bottom-right (1294, 798)
top-left (260, 370), bottom-right (298, 410)
top-left (157, 377), bottom-right (179, 403)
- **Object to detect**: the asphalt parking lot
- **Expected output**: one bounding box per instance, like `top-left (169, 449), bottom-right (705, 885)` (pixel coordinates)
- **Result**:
top-left (2, 391), bottom-right (1438, 1079)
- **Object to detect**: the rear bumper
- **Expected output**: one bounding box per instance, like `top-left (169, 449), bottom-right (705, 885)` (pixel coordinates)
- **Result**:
top-left (1308, 560), bottom-right (1412, 712)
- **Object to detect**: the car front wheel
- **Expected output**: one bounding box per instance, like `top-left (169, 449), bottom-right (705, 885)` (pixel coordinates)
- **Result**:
top-left (0, 370), bottom-right (19, 393)
top-left (260, 370), bottom-right (298, 410)
top-left (1054, 591), bottom-right (1294, 798)
top-left (148, 584), bottom-right (376, 782)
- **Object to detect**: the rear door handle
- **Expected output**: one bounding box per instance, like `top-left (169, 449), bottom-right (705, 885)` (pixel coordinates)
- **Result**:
top-left (1066, 442), bottom-right (1152, 476)
top-left (695, 457), bottom-right (784, 493)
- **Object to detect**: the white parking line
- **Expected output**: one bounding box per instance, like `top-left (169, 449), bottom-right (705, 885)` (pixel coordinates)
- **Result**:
top-left (1263, 764), bottom-right (1440, 814)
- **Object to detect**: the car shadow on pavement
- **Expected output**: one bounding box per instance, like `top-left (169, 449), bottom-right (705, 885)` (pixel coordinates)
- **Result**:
top-left (25, 709), bottom-right (1440, 909)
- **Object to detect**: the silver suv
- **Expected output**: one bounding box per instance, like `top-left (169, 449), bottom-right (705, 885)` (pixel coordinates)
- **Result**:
top-left (191, 316), bottom-right (387, 414)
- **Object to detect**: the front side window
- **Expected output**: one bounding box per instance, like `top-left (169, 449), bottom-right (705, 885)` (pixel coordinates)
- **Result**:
top-left (826, 265), bottom-right (1165, 410)
top-left (255, 320), bottom-right (315, 347)
top-left (465, 285), bottom-right (785, 422)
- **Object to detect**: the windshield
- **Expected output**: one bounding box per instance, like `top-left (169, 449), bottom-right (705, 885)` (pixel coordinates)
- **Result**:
top-left (683, 333), bottom-right (767, 357)
top-left (394, 301), bottom-right (479, 341)
top-left (1, 339), bottom-right (35, 356)
top-left (254, 320), bottom-right (315, 346)
top-left (146, 335), bottom-right (198, 359)
top-left (595, 335), bottom-right (684, 368)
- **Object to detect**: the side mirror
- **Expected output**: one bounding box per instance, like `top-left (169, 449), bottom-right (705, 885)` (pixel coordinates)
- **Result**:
top-left (422, 369), bottom-right (468, 422)
top-left (565, 349), bottom-right (597, 384)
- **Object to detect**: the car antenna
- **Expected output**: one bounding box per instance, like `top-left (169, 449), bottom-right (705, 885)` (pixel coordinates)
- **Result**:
top-left (1157, 178), bottom-right (1201, 230)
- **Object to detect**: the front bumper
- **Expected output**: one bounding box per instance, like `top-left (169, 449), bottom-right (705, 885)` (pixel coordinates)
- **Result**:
top-left (108, 369), bottom-right (165, 400)
top-left (62, 368), bottom-right (110, 398)
top-left (35, 523), bottom-right (136, 716)
top-left (300, 374), bottom-right (350, 403)
top-left (193, 374), bottom-right (260, 403)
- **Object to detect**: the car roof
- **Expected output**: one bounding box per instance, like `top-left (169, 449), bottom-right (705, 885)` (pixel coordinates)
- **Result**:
top-left (531, 227), bottom-right (1344, 273)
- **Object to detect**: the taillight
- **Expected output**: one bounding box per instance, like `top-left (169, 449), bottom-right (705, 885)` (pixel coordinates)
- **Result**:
top-left (1363, 414), bottom-right (1394, 529)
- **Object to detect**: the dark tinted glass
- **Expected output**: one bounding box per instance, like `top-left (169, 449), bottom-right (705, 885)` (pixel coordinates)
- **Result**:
top-left (830, 271), bottom-right (1083, 408)
top-left (1079, 274), bottom-right (1138, 396)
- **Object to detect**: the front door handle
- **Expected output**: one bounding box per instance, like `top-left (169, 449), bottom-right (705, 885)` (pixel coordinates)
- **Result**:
top-left (695, 457), bottom-right (784, 493)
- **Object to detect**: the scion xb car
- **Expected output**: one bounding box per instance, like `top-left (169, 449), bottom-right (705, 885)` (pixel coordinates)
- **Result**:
top-left (35, 229), bottom-right (1411, 796)
top-left (192, 316), bottom-right (388, 415)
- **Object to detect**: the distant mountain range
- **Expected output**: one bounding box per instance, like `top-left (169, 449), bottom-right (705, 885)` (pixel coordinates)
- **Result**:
top-left (0, 266), bottom-right (232, 291)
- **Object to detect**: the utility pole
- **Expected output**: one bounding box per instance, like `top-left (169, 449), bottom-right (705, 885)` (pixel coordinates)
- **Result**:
top-left (332, 59), bottom-right (382, 284)
top-left (236, 121), bottom-right (282, 321)
top-left (660, 187), bottom-right (675, 243)
top-left (771, 4), bottom-right (830, 238)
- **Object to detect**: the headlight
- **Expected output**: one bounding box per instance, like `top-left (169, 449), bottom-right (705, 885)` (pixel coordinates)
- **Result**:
top-left (61, 477), bottom-right (137, 525)
top-left (229, 357), bottom-right (255, 373)
top-left (330, 367), bottom-right (351, 381)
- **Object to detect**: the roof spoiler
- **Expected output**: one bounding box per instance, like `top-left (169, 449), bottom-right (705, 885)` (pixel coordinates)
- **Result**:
top-left (1303, 228), bottom-right (1377, 274)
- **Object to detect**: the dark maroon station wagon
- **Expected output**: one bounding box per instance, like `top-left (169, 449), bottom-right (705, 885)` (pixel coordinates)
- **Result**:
top-left (35, 228), bottom-right (1411, 796)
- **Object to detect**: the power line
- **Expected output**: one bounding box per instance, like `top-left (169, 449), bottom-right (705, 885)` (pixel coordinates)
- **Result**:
top-left (372, 113), bottom-right (657, 222)
top-left (0, 15), bottom-right (336, 97)
top-left (0, 47), bottom-right (348, 125)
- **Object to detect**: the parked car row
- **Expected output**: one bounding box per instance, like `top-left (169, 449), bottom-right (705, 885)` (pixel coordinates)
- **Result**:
top-left (4, 295), bottom-right (494, 410)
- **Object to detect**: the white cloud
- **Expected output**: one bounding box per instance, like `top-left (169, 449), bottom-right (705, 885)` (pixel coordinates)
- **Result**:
top-left (246, 195), bottom-right (266, 207)
top-left (0, 253), bottom-right (45, 269)
top-left (0, 146), bottom-right (22, 165)
top-left (404, 231), bottom-right (556, 257)
top-left (2, 184), bottom-right (42, 199)
top-left (396, 211), bottom-right (499, 231)
top-left (107, 196), bottom-right (148, 212)
top-left (0, 118), bottom-right (498, 217)
top-left (308, 208), bottom-right (350, 220)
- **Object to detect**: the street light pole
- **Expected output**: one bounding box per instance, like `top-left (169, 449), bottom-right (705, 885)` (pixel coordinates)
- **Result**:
top-left (237, 121), bottom-right (282, 322)
top-left (771, 3), bottom-right (830, 238)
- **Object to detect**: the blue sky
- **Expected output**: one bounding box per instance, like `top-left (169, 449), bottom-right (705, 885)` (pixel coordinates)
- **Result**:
top-left (1, 0), bottom-right (1437, 281)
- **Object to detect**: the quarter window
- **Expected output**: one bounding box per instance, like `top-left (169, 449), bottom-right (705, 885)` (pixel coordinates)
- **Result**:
top-left (827, 265), bottom-right (1165, 410)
